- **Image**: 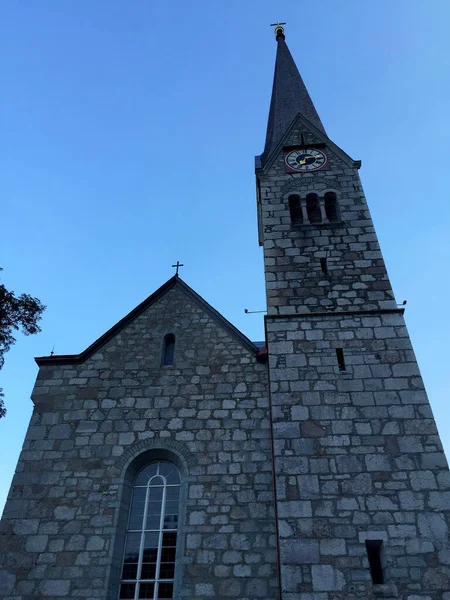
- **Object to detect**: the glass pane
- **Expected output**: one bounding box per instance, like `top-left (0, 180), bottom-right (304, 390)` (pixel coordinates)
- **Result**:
top-left (142, 547), bottom-right (158, 562)
top-left (144, 531), bottom-right (159, 548)
top-left (149, 476), bottom-right (164, 487)
top-left (124, 533), bottom-right (141, 563)
top-left (165, 487), bottom-right (179, 501)
top-left (165, 500), bottom-right (178, 514)
top-left (162, 532), bottom-right (177, 547)
top-left (159, 563), bottom-right (175, 579)
top-left (135, 464), bottom-right (159, 486)
top-left (149, 487), bottom-right (163, 500)
top-left (139, 582), bottom-right (155, 599)
top-left (157, 462), bottom-right (173, 477)
top-left (163, 514), bottom-right (178, 529)
top-left (166, 471), bottom-right (180, 484)
top-left (129, 488), bottom-right (147, 529)
top-left (146, 489), bottom-right (162, 530)
top-left (141, 563), bottom-right (156, 579)
top-left (160, 547), bottom-right (176, 562)
top-left (120, 583), bottom-right (136, 599)
top-left (122, 562), bottom-right (138, 579)
top-left (142, 531), bottom-right (159, 564)
top-left (157, 582), bottom-right (173, 598)
top-left (146, 515), bottom-right (161, 530)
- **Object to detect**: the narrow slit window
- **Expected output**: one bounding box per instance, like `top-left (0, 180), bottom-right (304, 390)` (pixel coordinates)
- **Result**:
top-left (288, 194), bottom-right (303, 226)
top-left (365, 540), bottom-right (384, 584)
top-left (306, 193), bottom-right (321, 224)
top-left (162, 334), bottom-right (175, 366)
top-left (336, 348), bottom-right (346, 371)
top-left (320, 257), bottom-right (328, 275)
top-left (324, 191), bottom-right (339, 222)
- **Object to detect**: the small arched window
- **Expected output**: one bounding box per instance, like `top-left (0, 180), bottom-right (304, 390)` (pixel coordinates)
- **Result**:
top-left (119, 461), bottom-right (181, 599)
top-left (325, 192), bottom-right (339, 222)
top-left (162, 334), bottom-right (175, 366)
top-left (288, 194), bottom-right (303, 226)
top-left (306, 193), bottom-right (321, 224)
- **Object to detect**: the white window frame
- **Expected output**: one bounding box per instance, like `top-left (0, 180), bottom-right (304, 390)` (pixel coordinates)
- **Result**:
top-left (119, 461), bottom-right (180, 600)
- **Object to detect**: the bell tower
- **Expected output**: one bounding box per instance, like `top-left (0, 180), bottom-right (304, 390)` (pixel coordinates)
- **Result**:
top-left (257, 24), bottom-right (396, 316)
top-left (258, 25), bottom-right (450, 598)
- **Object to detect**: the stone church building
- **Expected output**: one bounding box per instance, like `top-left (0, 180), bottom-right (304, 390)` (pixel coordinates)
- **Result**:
top-left (1, 25), bottom-right (450, 600)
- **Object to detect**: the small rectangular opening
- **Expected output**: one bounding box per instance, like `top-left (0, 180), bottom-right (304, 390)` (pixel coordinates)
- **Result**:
top-left (336, 348), bottom-right (346, 371)
top-left (365, 540), bottom-right (384, 584)
top-left (320, 257), bottom-right (328, 275)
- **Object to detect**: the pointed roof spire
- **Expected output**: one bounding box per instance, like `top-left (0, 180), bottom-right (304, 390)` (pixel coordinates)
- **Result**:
top-left (261, 25), bottom-right (326, 165)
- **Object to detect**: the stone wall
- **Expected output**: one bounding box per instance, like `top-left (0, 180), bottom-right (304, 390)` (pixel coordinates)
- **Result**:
top-left (0, 282), bottom-right (277, 600)
top-left (259, 119), bottom-right (450, 599)
top-left (267, 310), bottom-right (450, 598)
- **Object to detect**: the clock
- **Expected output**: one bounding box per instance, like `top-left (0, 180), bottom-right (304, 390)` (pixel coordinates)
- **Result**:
top-left (284, 148), bottom-right (328, 173)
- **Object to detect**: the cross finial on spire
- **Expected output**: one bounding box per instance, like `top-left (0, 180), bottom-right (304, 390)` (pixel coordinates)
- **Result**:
top-left (171, 261), bottom-right (184, 276)
top-left (270, 21), bottom-right (286, 40)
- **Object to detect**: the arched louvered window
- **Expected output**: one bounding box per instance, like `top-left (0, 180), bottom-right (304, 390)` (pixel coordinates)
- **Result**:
top-left (288, 194), bottom-right (303, 226)
top-left (162, 334), bottom-right (175, 366)
top-left (324, 192), bottom-right (339, 222)
top-left (119, 461), bottom-right (181, 600)
top-left (306, 193), bottom-right (321, 224)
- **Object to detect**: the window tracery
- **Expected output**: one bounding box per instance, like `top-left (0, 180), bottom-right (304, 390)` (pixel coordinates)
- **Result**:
top-left (119, 461), bottom-right (181, 600)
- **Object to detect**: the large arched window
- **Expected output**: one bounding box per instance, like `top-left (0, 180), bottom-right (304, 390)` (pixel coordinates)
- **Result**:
top-left (306, 193), bottom-right (322, 224)
top-left (288, 194), bottom-right (303, 225)
top-left (324, 191), bottom-right (339, 222)
top-left (161, 334), bottom-right (175, 366)
top-left (119, 461), bottom-right (181, 599)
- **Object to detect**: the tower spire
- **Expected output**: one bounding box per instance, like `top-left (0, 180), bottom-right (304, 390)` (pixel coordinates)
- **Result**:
top-left (261, 26), bottom-right (326, 165)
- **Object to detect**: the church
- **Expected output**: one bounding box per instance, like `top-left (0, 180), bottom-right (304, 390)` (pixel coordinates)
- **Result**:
top-left (1, 24), bottom-right (450, 600)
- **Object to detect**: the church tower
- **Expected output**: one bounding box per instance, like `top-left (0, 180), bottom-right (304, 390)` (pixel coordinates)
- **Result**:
top-left (259, 24), bottom-right (450, 597)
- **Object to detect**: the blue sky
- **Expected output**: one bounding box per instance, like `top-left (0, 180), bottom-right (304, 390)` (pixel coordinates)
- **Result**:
top-left (1, 0), bottom-right (450, 511)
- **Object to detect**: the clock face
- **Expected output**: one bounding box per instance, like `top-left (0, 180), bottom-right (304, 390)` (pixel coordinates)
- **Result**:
top-left (284, 148), bottom-right (328, 172)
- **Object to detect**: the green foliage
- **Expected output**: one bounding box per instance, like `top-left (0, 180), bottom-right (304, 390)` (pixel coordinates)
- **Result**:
top-left (0, 268), bottom-right (45, 418)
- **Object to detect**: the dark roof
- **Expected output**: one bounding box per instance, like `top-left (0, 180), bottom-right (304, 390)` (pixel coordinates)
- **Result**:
top-left (35, 276), bottom-right (259, 366)
top-left (261, 35), bottom-right (325, 166)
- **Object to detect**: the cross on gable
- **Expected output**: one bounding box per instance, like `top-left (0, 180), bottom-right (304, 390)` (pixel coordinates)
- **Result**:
top-left (171, 261), bottom-right (184, 275)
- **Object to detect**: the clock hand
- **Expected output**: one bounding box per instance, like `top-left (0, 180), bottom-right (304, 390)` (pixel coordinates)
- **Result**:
top-left (299, 156), bottom-right (317, 165)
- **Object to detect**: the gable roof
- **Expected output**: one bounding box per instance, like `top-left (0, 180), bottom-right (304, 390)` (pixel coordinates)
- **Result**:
top-left (35, 276), bottom-right (259, 366)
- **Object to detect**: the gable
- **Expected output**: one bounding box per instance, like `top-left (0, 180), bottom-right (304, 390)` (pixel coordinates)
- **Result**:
top-left (257, 113), bottom-right (360, 175)
top-left (35, 277), bottom-right (258, 366)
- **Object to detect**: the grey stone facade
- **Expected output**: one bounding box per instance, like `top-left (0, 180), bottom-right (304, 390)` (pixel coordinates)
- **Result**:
top-left (0, 282), bottom-right (278, 599)
top-left (257, 115), bottom-right (450, 597)
top-left (2, 29), bottom-right (450, 600)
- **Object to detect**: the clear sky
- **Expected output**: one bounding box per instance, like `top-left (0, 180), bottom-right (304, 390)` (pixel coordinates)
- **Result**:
top-left (1, 0), bottom-right (450, 512)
